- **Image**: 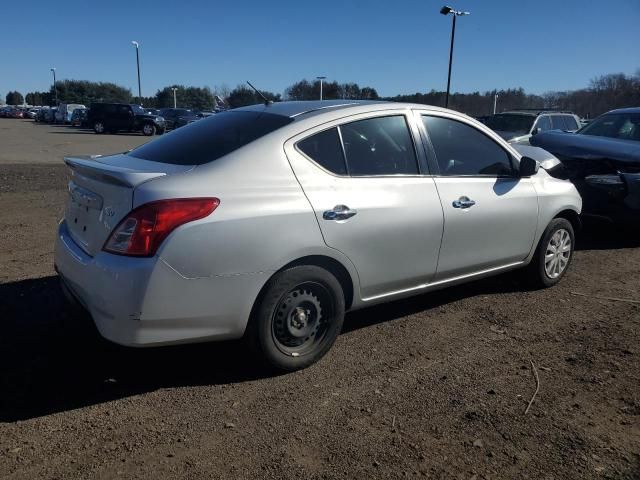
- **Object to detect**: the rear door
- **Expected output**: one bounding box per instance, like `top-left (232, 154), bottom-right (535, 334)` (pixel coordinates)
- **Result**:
top-left (419, 113), bottom-right (539, 280)
top-left (285, 110), bottom-right (444, 300)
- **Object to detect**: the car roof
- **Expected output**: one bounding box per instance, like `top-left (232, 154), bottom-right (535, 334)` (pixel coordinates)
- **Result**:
top-left (499, 110), bottom-right (576, 116)
top-left (234, 100), bottom-right (454, 120)
top-left (605, 107), bottom-right (640, 115)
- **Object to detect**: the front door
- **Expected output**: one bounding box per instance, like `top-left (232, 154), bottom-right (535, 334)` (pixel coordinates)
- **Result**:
top-left (285, 112), bottom-right (444, 300)
top-left (419, 113), bottom-right (539, 280)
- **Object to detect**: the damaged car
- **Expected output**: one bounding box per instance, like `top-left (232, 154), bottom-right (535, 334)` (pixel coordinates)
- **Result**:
top-left (530, 107), bottom-right (640, 225)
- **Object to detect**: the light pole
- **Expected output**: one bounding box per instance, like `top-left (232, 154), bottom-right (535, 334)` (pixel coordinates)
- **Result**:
top-left (493, 90), bottom-right (498, 115)
top-left (50, 68), bottom-right (58, 106)
top-left (131, 41), bottom-right (142, 103)
top-left (316, 76), bottom-right (326, 101)
top-left (171, 87), bottom-right (178, 108)
top-left (440, 6), bottom-right (470, 109)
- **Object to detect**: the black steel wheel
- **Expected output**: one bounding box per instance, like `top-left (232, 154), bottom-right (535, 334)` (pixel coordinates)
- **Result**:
top-left (247, 266), bottom-right (345, 371)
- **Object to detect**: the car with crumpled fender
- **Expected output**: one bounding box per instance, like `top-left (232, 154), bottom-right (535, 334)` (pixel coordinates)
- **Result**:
top-left (530, 107), bottom-right (640, 225)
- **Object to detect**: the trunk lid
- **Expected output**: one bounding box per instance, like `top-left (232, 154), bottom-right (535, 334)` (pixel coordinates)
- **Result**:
top-left (63, 154), bottom-right (193, 256)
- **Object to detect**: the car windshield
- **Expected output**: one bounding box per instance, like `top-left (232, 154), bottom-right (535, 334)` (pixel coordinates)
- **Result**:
top-left (128, 110), bottom-right (294, 165)
top-left (484, 114), bottom-right (535, 135)
top-left (131, 105), bottom-right (145, 114)
top-left (578, 112), bottom-right (640, 141)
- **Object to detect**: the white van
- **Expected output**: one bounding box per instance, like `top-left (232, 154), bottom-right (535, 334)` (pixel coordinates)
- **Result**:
top-left (55, 104), bottom-right (86, 124)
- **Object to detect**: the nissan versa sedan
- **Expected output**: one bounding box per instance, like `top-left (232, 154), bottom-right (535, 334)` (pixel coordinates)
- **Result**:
top-left (54, 101), bottom-right (582, 371)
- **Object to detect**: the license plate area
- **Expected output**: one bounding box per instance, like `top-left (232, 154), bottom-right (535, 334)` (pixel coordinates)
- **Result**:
top-left (66, 181), bottom-right (103, 253)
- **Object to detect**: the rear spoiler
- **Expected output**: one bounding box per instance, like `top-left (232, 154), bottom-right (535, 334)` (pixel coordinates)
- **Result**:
top-left (64, 155), bottom-right (167, 188)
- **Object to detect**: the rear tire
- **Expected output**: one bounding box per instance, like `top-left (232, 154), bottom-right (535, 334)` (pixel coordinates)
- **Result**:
top-left (524, 218), bottom-right (575, 288)
top-left (246, 266), bottom-right (345, 371)
top-left (93, 121), bottom-right (105, 134)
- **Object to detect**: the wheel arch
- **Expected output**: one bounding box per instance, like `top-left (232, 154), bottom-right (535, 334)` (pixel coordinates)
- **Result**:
top-left (553, 208), bottom-right (582, 233)
top-left (250, 255), bottom-right (356, 324)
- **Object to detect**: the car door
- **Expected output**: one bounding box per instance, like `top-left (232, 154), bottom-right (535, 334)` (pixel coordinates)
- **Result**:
top-left (113, 105), bottom-right (130, 131)
top-left (419, 112), bottom-right (539, 281)
top-left (285, 111), bottom-right (444, 300)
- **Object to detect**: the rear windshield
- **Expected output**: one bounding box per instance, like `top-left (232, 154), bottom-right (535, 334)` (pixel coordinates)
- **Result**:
top-left (484, 114), bottom-right (535, 135)
top-left (129, 111), bottom-right (294, 165)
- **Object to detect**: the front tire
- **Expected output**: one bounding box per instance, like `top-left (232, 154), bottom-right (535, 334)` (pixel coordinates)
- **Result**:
top-left (525, 218), bottom-right (575, 288)
top-left (142, 123), bottom-right (156, 136)
top-left (247, 266), bottom-right (345, 371)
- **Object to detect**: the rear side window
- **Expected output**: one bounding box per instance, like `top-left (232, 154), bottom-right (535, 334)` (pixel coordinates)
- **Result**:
top-left (297, 128), bottom-right (347, 175)
top-left (551, 115), bottom-right (567, 130)
top-left (423, 116), bottom-right (514, 176)
top-left (129, 111), bottom-right (293, 165)
top-left (340, 116), bottom-right (419, 176)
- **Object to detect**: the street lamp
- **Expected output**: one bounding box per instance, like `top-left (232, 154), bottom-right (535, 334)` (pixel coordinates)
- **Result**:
top-left (440, 6), bottom-right (470, 109)
top-left (131, 41), bottom-right (142, 103)
top-left (171, 87), bottom-right (178, 108)
top-left (50, 68), bottom-right (58, 106)
top-left (316, 76), bottom-right (326, 101)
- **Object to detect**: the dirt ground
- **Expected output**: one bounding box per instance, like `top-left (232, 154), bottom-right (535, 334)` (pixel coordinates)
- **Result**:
top-left (0, 119), bottom-right (638, 480)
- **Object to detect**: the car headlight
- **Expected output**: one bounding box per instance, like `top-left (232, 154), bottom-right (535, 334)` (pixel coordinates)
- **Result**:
top-left (156, 117), bottom-right (164, 122)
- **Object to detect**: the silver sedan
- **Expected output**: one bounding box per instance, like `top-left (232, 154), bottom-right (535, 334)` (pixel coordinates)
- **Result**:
top-left (54, 100), bottom-right (582, 371)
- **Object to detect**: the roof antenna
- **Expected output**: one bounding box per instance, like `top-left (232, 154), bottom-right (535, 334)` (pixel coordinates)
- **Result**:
top-left (246, 81), bottom-right (272, 106)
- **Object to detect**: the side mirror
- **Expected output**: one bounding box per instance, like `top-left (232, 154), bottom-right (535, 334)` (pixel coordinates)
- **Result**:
top-left (519, 156), bottom-right (539, 177)
top-left (531, 127), bottom-right (541, 136)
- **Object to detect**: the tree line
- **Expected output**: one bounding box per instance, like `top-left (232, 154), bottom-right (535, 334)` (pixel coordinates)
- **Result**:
top-left (5, 72), bottom-right (639, 118)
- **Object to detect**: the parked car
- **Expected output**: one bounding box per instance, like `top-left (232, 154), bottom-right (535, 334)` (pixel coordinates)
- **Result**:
top-left (145, 108), bottom-right (159, 116)
top-left (70, 107), bottom-right (88, 127)
top-left (26, 108), bottom-right (40, 119)
top-left (87, 103), bottom-right (165, 135)
top-left (530, 107), bottom-right (640, 225)
top-left (55, 104), bottom-right (86, 124)
top-left (485, 110), bottom-right (581, 144)
top-left (44, 107), bottom-right (58, 123)
top-left (54, 101), bottom-right (581, 371)
top-left (158, 108), bottom-right (200, 130)
top-left (35, 108), bottom-right (50, 122)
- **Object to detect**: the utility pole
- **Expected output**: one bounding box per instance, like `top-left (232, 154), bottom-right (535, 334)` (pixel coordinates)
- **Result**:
top-left (317, 76), bottom-right (326, 101)
top-left (171, 87), bottom-right (178, 108)
top-left (440, 6), bottom-right (470, 109)
top-left (50, 68), bottom-right (58, 106)
top-left (131, 41), bottom-right (142, 102)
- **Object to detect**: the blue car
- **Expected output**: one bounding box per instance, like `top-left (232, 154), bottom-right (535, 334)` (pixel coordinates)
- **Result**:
top-left (530, 107), bottom-right (640, 224)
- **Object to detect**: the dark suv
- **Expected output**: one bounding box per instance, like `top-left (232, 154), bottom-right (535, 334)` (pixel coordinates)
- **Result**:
top-left (88, 103), bottom-right (165, 136)
top-left (158, 108), bottom-right (200, 131)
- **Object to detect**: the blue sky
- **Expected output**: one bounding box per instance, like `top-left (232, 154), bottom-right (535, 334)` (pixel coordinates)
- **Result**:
top-left (1, 0), bottom-right (638, 98)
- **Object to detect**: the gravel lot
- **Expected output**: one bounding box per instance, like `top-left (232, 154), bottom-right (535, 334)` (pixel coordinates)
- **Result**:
top-left (0, 119), bottom-right (639, 479)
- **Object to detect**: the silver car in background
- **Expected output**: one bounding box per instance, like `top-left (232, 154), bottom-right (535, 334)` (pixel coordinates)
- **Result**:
top-left (54, 101), bottom-right (582, 371)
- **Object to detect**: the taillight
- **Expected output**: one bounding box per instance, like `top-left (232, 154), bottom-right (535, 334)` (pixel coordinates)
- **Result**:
top-left (103, 198), bottom-right (219, 257)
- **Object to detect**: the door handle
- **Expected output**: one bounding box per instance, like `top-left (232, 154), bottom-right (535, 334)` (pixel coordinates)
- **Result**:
top-left (452, 196), bottom-right (476, 209)
top-left (323, 205), bottom-right (358, 221)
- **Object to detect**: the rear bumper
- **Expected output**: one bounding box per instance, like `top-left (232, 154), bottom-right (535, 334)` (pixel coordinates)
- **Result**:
top-left (54, 220), bottom-right (267, 347)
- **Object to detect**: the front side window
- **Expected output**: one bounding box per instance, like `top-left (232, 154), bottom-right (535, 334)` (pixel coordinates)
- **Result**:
top-left (297, 128), bottom-right (347, 175)
top-left (340, 116), bottom-right (419, 176)
top-left (422, 116), bottom-right (514, 176)
top-left (563, 115), bottom-right (579, 131)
